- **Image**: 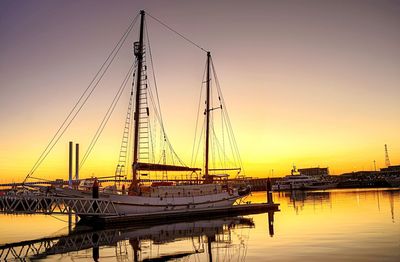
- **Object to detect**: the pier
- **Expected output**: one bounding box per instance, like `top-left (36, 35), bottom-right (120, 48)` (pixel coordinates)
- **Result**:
top-left (0, 194), bottom-right (278, 224)
top-left (0, 195), bottom-right (118, 216)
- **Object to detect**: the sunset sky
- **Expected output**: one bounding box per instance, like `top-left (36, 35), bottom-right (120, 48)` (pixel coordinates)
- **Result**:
top-left (1, 0), bottom-right (399, 183)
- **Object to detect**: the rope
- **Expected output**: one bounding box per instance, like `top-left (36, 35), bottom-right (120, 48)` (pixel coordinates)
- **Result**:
top-left (146, 11), bottom-right (208, 53)
top-left (211, 58), bottom-right (245, 175)
top-left (190, 62), bottom-right (207, 167)
top-left (144, 18), bottom-right (188, 168)
top-left (23, 14), bottom-right (139, 183)
top-left (80, 63), bottom-right (135, 169)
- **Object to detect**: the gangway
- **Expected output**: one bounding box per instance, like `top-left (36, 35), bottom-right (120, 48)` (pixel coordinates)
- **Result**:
top-left (0, 195), bottom-right (118, 216)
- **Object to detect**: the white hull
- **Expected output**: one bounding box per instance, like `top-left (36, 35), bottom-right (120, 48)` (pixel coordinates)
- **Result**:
top-left (272, 183), bottom-right (306, 191)
top-left (56, 184), bottom-right (247, 216)
top-left (272, 174), bottom-right (319, 191)
top-left (108, 192), bottom-right (240, 215)
top-left (272, 181), bottom-right (337, 191)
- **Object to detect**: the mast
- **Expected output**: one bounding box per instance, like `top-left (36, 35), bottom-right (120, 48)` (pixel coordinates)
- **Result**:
top-left (205, 52), bottom-right (212, 183)
top-left (130, 10), bottom-right (145, 194)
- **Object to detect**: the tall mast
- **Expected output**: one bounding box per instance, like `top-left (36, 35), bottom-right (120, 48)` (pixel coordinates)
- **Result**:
top-left (205, 52), bottom-right (212, 183)
top-left (131, 10), bottom-right (145, 193)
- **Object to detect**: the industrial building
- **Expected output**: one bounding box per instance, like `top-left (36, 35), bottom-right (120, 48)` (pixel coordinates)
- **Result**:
top-left (298, 167), bottom-right (329, 176)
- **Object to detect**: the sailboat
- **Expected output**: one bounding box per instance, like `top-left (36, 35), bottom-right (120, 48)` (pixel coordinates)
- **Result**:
top-left (52, 10), bottom-right (251, 216)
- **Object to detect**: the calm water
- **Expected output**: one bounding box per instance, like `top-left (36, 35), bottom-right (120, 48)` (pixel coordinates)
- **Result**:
top-left (0, 188), bottom-right (399, 261)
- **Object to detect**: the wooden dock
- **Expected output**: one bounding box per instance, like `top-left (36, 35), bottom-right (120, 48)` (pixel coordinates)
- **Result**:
top-left (85, 202), bottom-right (280, 226)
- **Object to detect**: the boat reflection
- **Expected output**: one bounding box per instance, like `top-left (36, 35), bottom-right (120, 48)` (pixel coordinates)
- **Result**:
top-left (276, 188), bottom-right (398, 222)
top-left (0, 212), bottom-right (277, 261)
top-left (277, 190), bottom-right (331, 214)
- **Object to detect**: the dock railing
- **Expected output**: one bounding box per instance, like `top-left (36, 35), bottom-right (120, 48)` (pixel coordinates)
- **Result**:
top-left (0, 195), bottom-right (118, 216)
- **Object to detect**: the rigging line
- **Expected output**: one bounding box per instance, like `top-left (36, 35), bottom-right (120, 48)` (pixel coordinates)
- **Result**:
top-left (193, 117), bottom-right (206, 168)
top-left (27, 24), bottom-right (134, 179)
top-left (145, 20), bottom-right (184, 167)
top-left (220, 110), bottom-right (238, 166)
top-left (211, 59), bottom-right (239, 167)
top-left (143, 25), bottom-right (157, 164)
top-left (210, 77), bottom-right (216, 170)
top-left (116, 63), bottom-right (137, 179)
top-left (23, 14), bottom-right (139, 183)
top-left (220, 84), bottom-right (239, 167)
top-left (211, 124), bottom-right (223, 168)
top-left (221, 102), bottom-right (226, 168)
top-left (146, 11), bottom-right (208, 53)
top-left (191, 63), bottom-right (207, 167)
top-left (211, 124), bottom-right (234, 167)
top-left (145, 19), bottom-right (162, 164)
top-left (80, 63), bottom-right (134, 169)
top-left (211, 58), bottom-right (245, 175)
top-left (146, 75), bottom-right (184, 166)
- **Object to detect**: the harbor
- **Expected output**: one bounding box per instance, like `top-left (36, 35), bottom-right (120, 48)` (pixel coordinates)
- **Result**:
top-left (1, 189), bottom-right (398, 261)
top-left (1, 1), bottom-right (400, 261)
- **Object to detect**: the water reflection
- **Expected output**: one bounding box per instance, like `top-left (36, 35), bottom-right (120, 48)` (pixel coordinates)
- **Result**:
top-left (1, 189), bottom-right (399, 261)
top-left (277, 190), bottom-right (332, 214)
top-left (0, 213), bottom-right (277, 261)
top-left (275, 189), bottom-right (398, 224)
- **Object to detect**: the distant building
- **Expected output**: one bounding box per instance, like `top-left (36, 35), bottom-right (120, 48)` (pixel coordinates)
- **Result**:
top-left (298, 167), bottom-right (329, 176)
top-left (380, 165), bottom-right (400, 175)
top-left (340, 171), bottom-right (376, 179)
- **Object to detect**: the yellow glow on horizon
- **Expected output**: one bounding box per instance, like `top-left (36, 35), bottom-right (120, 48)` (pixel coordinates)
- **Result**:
top-left (1, 2), bottom-right (400, 184)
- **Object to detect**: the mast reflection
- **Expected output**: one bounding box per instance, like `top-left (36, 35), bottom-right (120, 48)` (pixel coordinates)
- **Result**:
top-left (0, 214), bottom-right (279, 261)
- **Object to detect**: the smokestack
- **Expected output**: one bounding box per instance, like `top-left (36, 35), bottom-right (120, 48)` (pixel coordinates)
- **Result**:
top-left (75, 143), bottom-right (79, 182)
top-left (69, 141), bottom-right (73, 189)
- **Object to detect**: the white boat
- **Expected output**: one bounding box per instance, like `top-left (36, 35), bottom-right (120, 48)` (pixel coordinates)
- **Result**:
top-left (272, 174), bottom-right (318, 191)
top-left (56, 182), bottom-right (245, 215)
top-left (54, 10), bottom-right (250, 216)
top-left (272, 165), bottom-right (338, 191)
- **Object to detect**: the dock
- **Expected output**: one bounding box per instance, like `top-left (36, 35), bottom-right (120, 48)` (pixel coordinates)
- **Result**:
top-left (0, 194), bottom-right (279, 226)
top-left (88, 202), bottom-right (279, 226)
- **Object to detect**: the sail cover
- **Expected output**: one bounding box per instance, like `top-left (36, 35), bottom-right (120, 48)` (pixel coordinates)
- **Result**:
top-left (135, 162), bottom-right (201, 172)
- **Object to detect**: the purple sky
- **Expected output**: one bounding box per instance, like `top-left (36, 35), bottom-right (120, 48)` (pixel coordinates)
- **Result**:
top-left (1, 0), bottom-right (400, 180)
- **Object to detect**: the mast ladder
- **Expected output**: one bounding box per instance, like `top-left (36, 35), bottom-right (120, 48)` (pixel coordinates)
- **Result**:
top-left (137, 48), bottom-right (150, 163)
top-left (115, 69), bottom-right (136, 183)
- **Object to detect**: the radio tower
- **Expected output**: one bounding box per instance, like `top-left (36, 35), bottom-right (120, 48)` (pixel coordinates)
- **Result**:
top-left (384, 144), bottom-right (391, 167)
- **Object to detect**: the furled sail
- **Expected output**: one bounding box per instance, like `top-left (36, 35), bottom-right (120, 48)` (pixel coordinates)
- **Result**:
top-left (135, 162), bottom-right (201, 172)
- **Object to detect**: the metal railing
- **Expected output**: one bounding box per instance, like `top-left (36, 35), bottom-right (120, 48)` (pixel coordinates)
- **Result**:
top-left (0, 195), bottom-right (118, 216)
top-left (0, 229), bottom-right (119, 260)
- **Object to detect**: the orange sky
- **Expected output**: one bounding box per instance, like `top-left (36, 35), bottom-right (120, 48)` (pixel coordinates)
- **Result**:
top-left (0, 0), bottom-right (399, 183)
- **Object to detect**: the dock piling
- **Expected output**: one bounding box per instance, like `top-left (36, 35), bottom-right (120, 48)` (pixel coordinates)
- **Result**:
top-left (92, 179), bottom-right (99, 213)
top-left (268, 211), bottom-right (275, 237)
top-left (266, 178), bottom-right (273, 204)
